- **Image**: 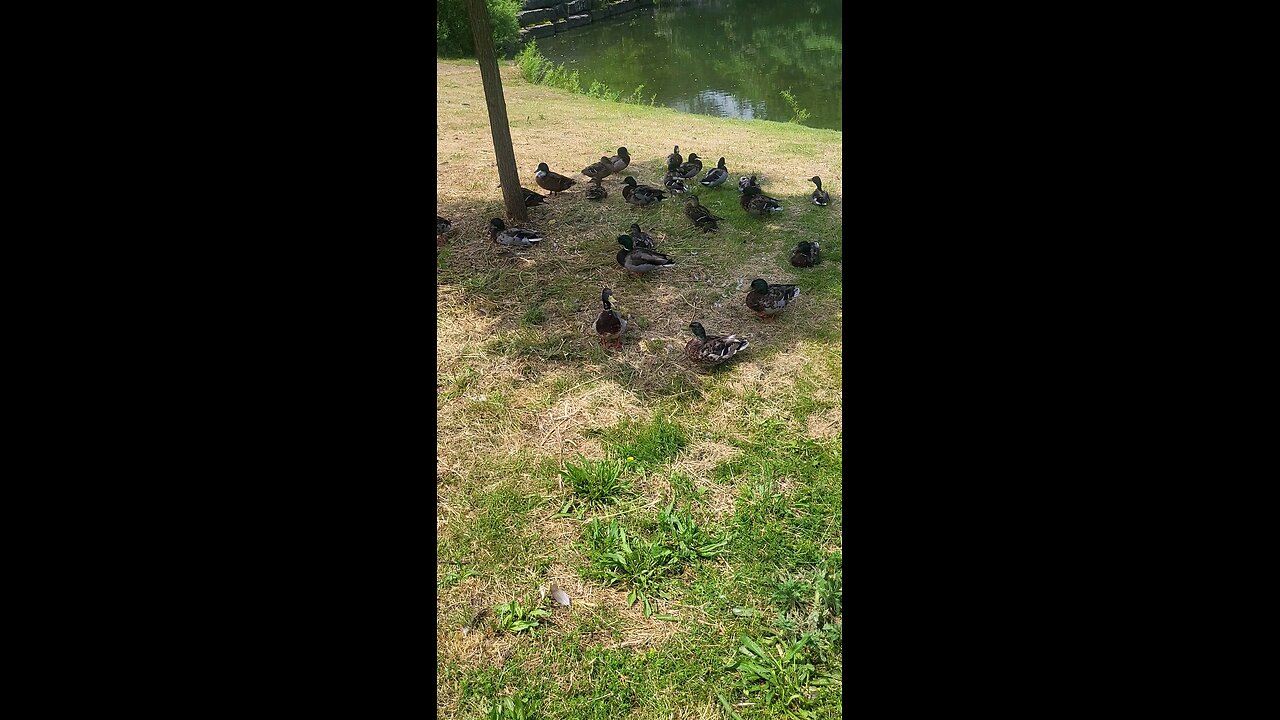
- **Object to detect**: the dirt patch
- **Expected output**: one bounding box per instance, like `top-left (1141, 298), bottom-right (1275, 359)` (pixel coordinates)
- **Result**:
top-left (671, 439), bottom-right (741, 481)
top-left (534, 379), bottom-right (650, 462)
top-left (806, 407), bottom-right (842, 439)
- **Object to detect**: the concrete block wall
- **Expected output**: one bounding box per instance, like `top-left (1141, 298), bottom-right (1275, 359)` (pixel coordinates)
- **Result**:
top-left (517, 0), bottom-right (655, 46)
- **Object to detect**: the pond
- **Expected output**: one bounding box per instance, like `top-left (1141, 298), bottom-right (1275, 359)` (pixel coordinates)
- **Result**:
top-left (535, 0), bottom-right (843, 131)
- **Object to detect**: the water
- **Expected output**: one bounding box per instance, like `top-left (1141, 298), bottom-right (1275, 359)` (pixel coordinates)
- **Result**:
top-left (535, 0), bottom-right (842, 131)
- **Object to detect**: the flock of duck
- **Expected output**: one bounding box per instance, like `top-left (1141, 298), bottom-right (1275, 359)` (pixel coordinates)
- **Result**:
top-left (436, 144), bottom-right (835, 366)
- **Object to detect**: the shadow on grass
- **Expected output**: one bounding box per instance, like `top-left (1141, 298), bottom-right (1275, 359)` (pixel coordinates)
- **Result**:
top-left (437, 155), bottom-right (842, 405)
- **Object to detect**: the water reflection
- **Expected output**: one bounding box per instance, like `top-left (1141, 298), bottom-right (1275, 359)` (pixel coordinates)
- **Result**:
top-left (536, 0), bottom-right (842, 131)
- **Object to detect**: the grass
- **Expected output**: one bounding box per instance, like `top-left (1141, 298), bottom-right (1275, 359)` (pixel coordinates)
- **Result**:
top-left (437, 59), bottom-right (841, 720)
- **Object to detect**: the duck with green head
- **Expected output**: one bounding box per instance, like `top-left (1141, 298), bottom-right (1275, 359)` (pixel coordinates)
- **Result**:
top-left (594, 287), bottom-right (627, 349)
top-left (745, 278), bottom-right (799, 319)
top-left (616, 234), bottom-right (676, 275)
top-left (685, 322), bottom-right (750, 365)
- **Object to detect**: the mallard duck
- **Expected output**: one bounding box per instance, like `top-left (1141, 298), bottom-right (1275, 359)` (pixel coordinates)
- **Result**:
top-left (675, 153), bottom-right (703, 179)
top-left (437, 216), bottom-right (452, 248)
top-left (608, 147), bottom-right (631, 174)
top-left (666, 146), bottom-right (683, 171)
top-left (621, 176), bottom-right (667, 206)
top-left (616, 234), bottom-right (676, 275)
top-left (629, 223), bottom-right (656, 249)
top-left (738, 175), bottom-right (759, 193)
top-left (745, 278), bottom-right (799, 319)
top-left (594, 287), bottom-right (627, 349)
top-left (790, 241), bottom-right (821, 267)
top-left (662, 172), bottom-right (689, 194)
top-left (585, 178), bottom-right (608, 201)
top-left (582, 156), bottom-right (614, 181)
top-left (684, 195), bottom-right (724, 233)
top-left (700, 157), bottom-right (729, 188)
top-left (535, 162), bottom-right (576, 194)
top-left (489, 218), bottom-right (543, 248)
top-left (808, 176), bottom-right (831, 206)
top-left (685, 322), bottom-right (750, 365)
top-left (741, 185), bottom-right (784, 216)
top-left (521, 187), bottom-right (548, 207)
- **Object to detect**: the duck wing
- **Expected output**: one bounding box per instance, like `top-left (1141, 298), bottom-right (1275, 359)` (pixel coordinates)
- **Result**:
top-left (699, 334), bottom-right (749, 362)
top-left (583, 159), bottom-right (613, 179)
top-left (496, 227), bottom-right (543, 247)
top-left (625, 248), bottom-right (676, 269)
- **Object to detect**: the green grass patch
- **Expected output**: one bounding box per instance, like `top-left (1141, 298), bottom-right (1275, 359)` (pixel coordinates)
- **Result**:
top-left (592, 415), bottom-right (688, 471)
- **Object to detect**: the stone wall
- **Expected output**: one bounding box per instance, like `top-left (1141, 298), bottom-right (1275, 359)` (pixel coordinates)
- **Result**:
top-left (516, 0), bottom-right (655, 47)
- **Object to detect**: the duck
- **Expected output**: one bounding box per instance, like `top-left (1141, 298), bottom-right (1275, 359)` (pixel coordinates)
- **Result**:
top-left (621, 176), bottom-right (667, 206)
top-left (685, 322), bottom-right (750, 365)
top-left (535, 162), bottom-right (576, 194)
top-left (489, 218), bottom-right (543, 248)
top-left (675, 153), bottom-right (703, 179)
top-left (666, 146), bottom-right (683, 170)
top-left (741, 185), bottom-right (784, 216)
top-left (662, 172), bottom-right (689, 194)
top-left (616, 234), bottom-right (676, 275)
top-left (738, 175), bottom-right (759, 193)
top-left (700, 157), bottom-right (729, 188)
top-left (745, 278), bottom-right (800, 319)
top-left (594, 287), bottom-right (628, 349)
top-left (582, 156), bottom-right (614, 181)
top-left (790, 241), bottom-right (821, 267)
top-left (437, 216), bottom-right (452, 248)
top-left (585, 178), bottom-right (608, 201)
top-left (629, 223), bottom-right (656, 249)
top-left (608, 147), bottom-right (631, 174)
top-left (521, 187), bottom-right (548, 207)
top-left (808, 176), bottom-right (831, 206)
top-left (684, 195), bottom-right (724, 233)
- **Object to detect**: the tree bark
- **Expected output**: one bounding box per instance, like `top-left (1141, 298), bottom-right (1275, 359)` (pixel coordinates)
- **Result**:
top-left (464, 0), bottom-right (527, 223)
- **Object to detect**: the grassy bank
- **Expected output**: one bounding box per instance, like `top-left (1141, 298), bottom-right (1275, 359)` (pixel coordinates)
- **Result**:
top-left (436, 59), bottom-right (843, 720)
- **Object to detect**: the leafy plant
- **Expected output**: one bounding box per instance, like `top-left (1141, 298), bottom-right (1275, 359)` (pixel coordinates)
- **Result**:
top-left (658, 502), bottom-right (729, 562)
top-left (493, 598), bottom-right (551, 634)
top-left (438, 566), bottom-right (480, 589)
top-left (581, 519), bottom-right (676, 617)
top-left (487, 692), bottom-right (538, 720)
top-left (514, 42), bottom-right (658, 107)
top-left (437, 0), bottom-right (523, 58)
top-left (728, 635), bottom-right (841, 719)
top-left (771, 574), bottom-right (808, 610)
top-left (559, 457), bottom-right (629, 514)
top-left (779, 87), bottom-right (812, 125)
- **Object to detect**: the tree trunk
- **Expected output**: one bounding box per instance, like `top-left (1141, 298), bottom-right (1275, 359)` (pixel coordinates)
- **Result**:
top-left (464, 0), bottom-right (527, 223)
